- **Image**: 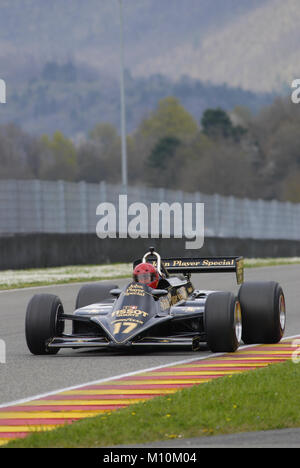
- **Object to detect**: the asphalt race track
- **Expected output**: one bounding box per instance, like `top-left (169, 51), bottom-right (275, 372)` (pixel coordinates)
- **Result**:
top-left (120, 427), bottom-right (300, 448)
top-left (0, 264), bottom-right (299, 407)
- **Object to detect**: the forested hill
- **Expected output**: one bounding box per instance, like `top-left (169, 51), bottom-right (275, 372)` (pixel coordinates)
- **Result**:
top-left (0, 65), bottom-right (273, 138)
top-left (0, 0), bottom-right (296, 136)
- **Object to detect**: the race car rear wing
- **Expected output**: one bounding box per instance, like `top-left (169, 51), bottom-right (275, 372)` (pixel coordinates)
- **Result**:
top-left (161, 256), bottom-right (244, 284)
top-left (134, 255), bottom-right (244, 284)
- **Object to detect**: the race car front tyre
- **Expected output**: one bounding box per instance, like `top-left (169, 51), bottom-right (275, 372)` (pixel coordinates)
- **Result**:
top-left (204, 292), bottom-right (242, 353)
top-left (238, 281), bottom-right (286, 344)
top-left (75, 283), bottom-right (118, 309)
top-left (25, 294), bottom-right (65, 355)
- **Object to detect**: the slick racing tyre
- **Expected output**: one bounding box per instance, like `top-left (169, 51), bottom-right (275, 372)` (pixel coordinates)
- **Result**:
top-left (238, 281), bottom-right (286, 344)
top-left (25, 294), bottom-right (65, 355)
top-left (75, 282), bottom-right (118, 309)
top-left (205, 292), bottom-right (242, 353)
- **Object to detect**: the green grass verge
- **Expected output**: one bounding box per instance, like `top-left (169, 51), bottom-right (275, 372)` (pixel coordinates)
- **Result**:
top-left (0, 264), bottom-right (132, 290)
top-left (244, 258), bottom-right (300, 268)
top-left (4, 360), bottom-right (300, 448)
top-left (0, 275), bottom-right (131, 291)
top-left (1, 258), bottom-right (300, 290)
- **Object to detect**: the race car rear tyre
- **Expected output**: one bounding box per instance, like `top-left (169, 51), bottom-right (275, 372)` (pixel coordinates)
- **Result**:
top-left (238, 281), bottom-right (286, 344)
top-left (75, 283), bottom-right (118, 309)
top-left (25, 294), bottom-right (65, 355)
top-left (205, 292), bottom-right (242, 353)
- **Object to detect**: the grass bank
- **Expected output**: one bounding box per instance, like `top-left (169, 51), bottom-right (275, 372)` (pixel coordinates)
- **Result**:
top-left (0, 258), bottom-right (300, 290)
top-left (4, 360), bottom-right (300, 448)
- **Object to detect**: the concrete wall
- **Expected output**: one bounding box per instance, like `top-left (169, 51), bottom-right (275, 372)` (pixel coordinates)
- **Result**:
top-left (0, 234), bottom-right (299, 270)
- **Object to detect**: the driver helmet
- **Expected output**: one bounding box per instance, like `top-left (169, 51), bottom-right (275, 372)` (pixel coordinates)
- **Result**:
top-left (133, 263), bottom-right (159, 289)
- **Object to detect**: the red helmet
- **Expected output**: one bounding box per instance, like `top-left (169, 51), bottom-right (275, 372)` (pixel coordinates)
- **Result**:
top-left (133, 263), bottom-right (159, 289)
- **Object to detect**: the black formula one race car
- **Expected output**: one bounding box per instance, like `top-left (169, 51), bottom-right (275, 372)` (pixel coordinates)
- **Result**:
top-left (25, 247), bottom-right (286, 355)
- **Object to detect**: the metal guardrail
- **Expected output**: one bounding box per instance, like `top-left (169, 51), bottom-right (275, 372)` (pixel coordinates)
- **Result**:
top-left (0, 179), bottom-right (299, 240)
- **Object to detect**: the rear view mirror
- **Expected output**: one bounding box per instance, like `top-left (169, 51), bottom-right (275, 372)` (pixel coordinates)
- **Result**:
top-left (110, 288), bottom-right (122, 297)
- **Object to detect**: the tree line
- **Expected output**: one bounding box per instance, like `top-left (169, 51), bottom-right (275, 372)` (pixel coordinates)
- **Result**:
top-left (1, 96), bottom-right (300, 202)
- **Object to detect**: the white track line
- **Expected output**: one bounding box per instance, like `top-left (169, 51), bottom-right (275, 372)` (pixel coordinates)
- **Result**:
top-left (0, 334), bottom-right (298, 410)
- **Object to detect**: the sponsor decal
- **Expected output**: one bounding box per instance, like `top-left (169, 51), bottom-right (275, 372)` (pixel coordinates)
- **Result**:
top-left (152, 258), bottom-right (236, 268)
top-left (202, 259), bottom-right (235, 267)
top-left (111, 305), bottom-right (149, 335)
top-left (112, 306), bottom-right (148, 319)
top-left (170, 260), bottom-right (202, 267)
top-left (124, 283), bottom-right (146, 296)
top-left (112, 321), bottom-right (139, 335)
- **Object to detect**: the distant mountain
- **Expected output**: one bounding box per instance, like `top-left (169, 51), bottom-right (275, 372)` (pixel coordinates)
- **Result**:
top-left (0, 0), bottom-right (295, 136)
top-left (0, 0), bottom-right (286, 92)
top-left (136, 0), bottom-right (300, 93)
top-left (0, 64), bottom-right (274, 138)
